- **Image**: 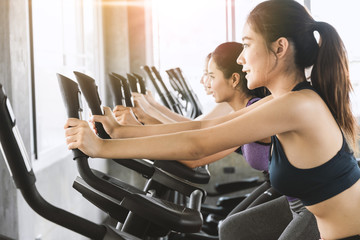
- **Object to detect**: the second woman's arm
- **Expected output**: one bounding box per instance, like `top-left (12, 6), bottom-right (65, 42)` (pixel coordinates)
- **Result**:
top-left (92, 95), bottom-right (274, 139)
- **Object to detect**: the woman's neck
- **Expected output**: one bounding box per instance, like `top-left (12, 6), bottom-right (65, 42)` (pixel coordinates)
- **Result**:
top-left (228, 94), bottom-right (252, 111)
top-left (267, 71), bottom-right (306, 98)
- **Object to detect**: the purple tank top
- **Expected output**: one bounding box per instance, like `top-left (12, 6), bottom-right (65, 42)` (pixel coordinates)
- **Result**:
top-left (238, 98), bottom-right (298, 202)
top-left (240, 98), bottom-right (270, 171)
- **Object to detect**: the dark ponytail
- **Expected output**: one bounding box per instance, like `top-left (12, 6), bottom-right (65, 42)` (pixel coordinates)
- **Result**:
top-left (311, 21), bottom-right (357, 148)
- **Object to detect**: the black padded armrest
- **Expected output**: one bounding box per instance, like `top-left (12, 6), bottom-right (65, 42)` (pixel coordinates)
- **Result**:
top-left (112, 158), bottom-right (155, 179)
top-left (216, 194), bottom-right (249, 209)
top-left (154, 160), bottom-right (210, 184)
top-left (73, 176), bottom-right (203, 234)
top-left (151, 167), bottom-right (207, 199)
top-left (121, 193), bottom-right (203, 233)
top-left (91, 169), bottom-right (144, 194)
top-left (210, 177), bottom-right (262, 196)
top-left (73, 176), bottom-right (130, 223)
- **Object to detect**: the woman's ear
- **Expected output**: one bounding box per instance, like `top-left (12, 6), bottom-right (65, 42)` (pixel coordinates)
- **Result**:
top-left (231, 73), bottom-right (240, 88)
top-left (272, 37), bottom-right (289, 58)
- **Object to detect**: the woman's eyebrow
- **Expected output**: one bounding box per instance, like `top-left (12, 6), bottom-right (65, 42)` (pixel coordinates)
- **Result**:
top-left (242, 36), bottom-right (252, 41)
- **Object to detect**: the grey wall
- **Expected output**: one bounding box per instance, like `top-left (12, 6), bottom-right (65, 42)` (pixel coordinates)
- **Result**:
top-left (127, 0), bottom-right (147, 73)
top-left (101, 0), bottom-right (149, 189)
top-left (1, 0), bottom-right (21, 238)
top-left (0, 160), bottom-right (17, 239)
top-left (100, 0), bottom-right (151, 192)
top-left (102, 0), bottom-right (130, 107)
top-left (101, 0), bottom-right (152, 108)
top-left (0, 0), bottom-right (12, 96)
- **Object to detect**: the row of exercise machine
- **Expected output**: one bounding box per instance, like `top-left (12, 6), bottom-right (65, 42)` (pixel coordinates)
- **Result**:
top-left (0, 66), bottom-right (264, 240)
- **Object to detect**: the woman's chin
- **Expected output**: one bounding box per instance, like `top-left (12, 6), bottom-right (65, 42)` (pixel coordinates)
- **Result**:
top-left (213, 96), bottom-right (220, 103)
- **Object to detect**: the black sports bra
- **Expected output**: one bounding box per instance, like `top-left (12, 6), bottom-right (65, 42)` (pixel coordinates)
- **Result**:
top-left (269, 81), bottom-right (360, 206)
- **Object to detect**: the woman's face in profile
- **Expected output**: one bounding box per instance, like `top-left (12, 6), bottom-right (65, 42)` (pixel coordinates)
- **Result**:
top-left (200, 58), bottom-right (213, 95)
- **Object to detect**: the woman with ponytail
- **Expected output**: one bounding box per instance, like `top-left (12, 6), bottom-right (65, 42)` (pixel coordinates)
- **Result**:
top-left (64, 0), bottom-right (359, 238)
top-left (220, 1), bottom-right (360, 239)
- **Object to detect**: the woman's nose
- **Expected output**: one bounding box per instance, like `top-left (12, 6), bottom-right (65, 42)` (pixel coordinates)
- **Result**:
top-left (200, 74), bottom-right (205, 84)
top-left (205, 78), bottom-right (211, 88)
top-left (237, 52), bottom-right (244, 65)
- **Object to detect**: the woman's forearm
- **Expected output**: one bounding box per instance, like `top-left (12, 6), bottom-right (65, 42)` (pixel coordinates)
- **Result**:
top-left (195, 102), bottom-right (233, 120)
top-left (150, 101), bottom-right (191, 122)
top-left (199, 95), bottom-right (274, 128)
top-left (112, 119), bottom-right (202, 138)
top-left (99, 130), bottom-right (205, 160)
top-left (178, 147), bottom-right (238, 168)
top-left (142, 104), bottom-right (179, 123)
top-left (111, 103), bottom-right (254, 139)
top-left (96, 96), bottom-right (272, 140)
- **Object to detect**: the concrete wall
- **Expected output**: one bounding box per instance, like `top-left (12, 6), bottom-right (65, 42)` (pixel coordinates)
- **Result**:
top-left (0, 0), bottom-right (22, 238)
top-left (0, 160), bottom-right (17, 239)
top-left (101, 0), bottom-right (152, 107)
top-left (102, 0), bottom-right (130, 107)
top-left (101, 0), bottom-right (149, 189)
top-left (127, 0), bottom-right (148, 73)
top-left (0, 0), bottom-right (12, 96)
top-left (102, 0), bottom-right (131, 76)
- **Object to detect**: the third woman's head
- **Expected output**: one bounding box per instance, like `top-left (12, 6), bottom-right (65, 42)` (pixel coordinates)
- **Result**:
top-left (200, 53), bottom-right (213, 95)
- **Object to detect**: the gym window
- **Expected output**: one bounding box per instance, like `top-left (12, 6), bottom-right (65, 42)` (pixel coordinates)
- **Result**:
top-left (30, 0), bottom-right (102, 170)
top-left (151, 0), bottom-right (227, 113)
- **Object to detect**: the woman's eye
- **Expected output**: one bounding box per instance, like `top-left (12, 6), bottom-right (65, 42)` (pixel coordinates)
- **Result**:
top-left (243, 44), bottom-right (249, 48)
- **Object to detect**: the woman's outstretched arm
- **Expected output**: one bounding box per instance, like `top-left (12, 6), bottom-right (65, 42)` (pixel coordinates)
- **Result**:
top-left (92, 95), bottom-right (274, 139)
top-left (178, 147), bottom-right (238, 168)
top-left (134, 91), bottom-right (191, 122)
top-left (65, 93), bottom-right (300, 161)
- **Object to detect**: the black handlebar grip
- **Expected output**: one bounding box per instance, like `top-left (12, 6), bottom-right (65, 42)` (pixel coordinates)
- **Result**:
top-left (111, 73), bottom-right (133, 108)
top-left (73, 72), bottom-right (111, 140)
top-left (56, 74), bottom-right (88, 160)
top-left (132, 73), bottom-right (146, 94)
top-left (108, 73), bottom-right (124, 106)
top-left (126, 73), bottom-right (139, 93)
